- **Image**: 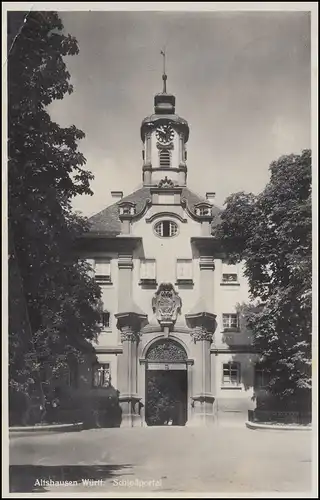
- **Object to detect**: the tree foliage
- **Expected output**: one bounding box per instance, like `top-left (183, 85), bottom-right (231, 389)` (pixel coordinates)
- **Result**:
top-left (8, 11), bottom-right (102, 408)
top-left (216, 150), bottom-right (312, 409)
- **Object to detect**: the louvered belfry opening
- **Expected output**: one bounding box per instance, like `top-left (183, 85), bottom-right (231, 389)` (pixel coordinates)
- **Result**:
top-left (159, 149), bottom-right (171, 168)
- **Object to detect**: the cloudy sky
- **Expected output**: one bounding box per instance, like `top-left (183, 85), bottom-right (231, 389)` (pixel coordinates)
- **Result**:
top-left (48, 9), bottom-right (311, 217)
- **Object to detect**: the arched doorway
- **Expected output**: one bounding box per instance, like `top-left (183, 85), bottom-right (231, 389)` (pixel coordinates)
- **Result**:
top-left (145, 339), bottom-right (188, 426)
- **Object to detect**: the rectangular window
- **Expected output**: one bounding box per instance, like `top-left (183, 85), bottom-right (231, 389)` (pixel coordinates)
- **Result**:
top-left (222, 273), bottom-right (238, 283)
top-left (92, 363), bottom-right (111, 388)
top-left (254, 364), bottom-right (270, 389)
top-left (66, 363), bottom-right (78, 388)
top-left (95, 259), bottom-right (111, 284)
top-left (222, 362), bottom-right (241, 386)
top-left (176, 259), bottom-right (193, 283)
top-left (100, 311), bottom-right (110, 329)
top-left (59, 360), bottom-right (78, 388)
top-left (221, 262), bottom-right (239, 284)
top-left (140, 259), bottom-right (156, 282)
top-left (222, 313), bottom-right (239, 331)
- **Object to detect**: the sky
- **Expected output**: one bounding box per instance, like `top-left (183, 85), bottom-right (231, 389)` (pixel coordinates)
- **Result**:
top-left (48, 10), bottom-right (311, 217)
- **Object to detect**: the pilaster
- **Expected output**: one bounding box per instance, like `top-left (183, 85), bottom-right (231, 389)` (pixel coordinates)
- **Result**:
top-left (115, 312), bottom-right (148, 427)
top-left (199, 255), bottom-right (215, 306)
top-left (143, 164), bottom-right (152, 185)
top-left (117, 254), bottom-right (133, 311)
top-left (186, 305), bottom-right (217, 425)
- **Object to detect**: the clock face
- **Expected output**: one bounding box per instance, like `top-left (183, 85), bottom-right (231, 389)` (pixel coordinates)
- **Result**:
top-left (156, 124), bottom-right (174, 144)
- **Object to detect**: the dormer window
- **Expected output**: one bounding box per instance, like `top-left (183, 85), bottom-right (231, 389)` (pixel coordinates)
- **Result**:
top-left (194, 203), bottom-right (212, 217)
top-left (119, 202), bottom-right (136, 216)
top-left (159, 149), bottom-right (171, 168)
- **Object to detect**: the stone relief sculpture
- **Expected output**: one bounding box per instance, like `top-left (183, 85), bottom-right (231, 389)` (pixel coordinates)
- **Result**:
top-left (152, 283), bottom-right (182, 330)
top-left (158, 176), bottom-right (175, 188)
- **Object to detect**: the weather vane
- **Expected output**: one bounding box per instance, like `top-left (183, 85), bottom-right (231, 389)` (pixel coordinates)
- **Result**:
top-left (160, 48), bottom-right (167, 93)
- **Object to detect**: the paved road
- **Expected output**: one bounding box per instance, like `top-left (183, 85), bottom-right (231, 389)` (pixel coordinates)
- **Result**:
top-left (9, 426), bottom-right (313, 494)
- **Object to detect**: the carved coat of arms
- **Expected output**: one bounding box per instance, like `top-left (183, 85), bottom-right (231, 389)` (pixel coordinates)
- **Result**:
top-left (152, 283), bottom-right (182, 329)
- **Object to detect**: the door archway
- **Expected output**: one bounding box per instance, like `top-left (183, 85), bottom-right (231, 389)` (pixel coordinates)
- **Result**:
top-left (145, 338), bottom-right (188, 426)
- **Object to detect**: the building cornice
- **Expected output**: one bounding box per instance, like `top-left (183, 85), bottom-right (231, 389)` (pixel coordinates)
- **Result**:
top-left (190, 236), bottom-right (225, 254)
top-left (94, 346), bottom-right (123, 354)
top-left (75, 235), bottom-right (143, 253)
top-left (210, 346), bottom-right (257, 354)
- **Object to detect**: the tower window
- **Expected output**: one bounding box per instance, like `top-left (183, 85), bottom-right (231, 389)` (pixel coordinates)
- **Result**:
top-left (154, 220), bottom-right (178, 238)
top-left (159, 149), bottom-right (171, 168)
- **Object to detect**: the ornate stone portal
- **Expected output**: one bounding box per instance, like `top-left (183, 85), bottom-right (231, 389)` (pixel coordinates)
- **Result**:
top-left (152, 283), bottom-right (182, 333)
top-left (145, 339), bottom-right (188, 426)
top-left (146, 339), bottom-right (188, 362)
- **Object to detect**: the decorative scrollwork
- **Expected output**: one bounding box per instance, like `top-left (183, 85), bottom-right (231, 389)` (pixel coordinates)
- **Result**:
top-left (191, 327), bottom-right (213, 344)
top-left (120, 326), bottom-right (141, 343)
top-left (146, 339), bottom-right (187, 362)
top-left (158, 176), bottom-right (175, 189)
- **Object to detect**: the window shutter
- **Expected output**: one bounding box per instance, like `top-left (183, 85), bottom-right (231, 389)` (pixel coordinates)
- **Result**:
top-left (140, 259), bottom-right (156, 280)
top-left (177, 259), bottom-right (193, 280)
top-left (95, 260), bottom-right (111, 277)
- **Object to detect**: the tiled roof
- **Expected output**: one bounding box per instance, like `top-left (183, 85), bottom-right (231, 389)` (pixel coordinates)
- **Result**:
top-left (88, 186), bottom-right (221, 236)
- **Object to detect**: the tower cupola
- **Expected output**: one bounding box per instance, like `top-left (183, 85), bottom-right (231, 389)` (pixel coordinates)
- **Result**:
top-left (141, 50), bottom-right (189, 187)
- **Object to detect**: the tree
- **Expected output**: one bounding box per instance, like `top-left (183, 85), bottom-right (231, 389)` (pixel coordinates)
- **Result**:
top-left (215, 150), bottom-right (312, 411)
top-left (8, 11), bottom-right (102, 420)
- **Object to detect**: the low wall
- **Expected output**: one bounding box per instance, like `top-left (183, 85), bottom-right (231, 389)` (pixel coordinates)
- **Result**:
top-left (9, 422), bottom-right (83, 435)
top-left (216, 397), bottom-right (254, 425)
top-left (248, 409), bottom-right (312, 425)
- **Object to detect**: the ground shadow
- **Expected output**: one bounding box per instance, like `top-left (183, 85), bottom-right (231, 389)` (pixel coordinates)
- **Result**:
top-left (10, 384), bottom-right (123, 429)
top-left (9, 464), bottom-right (133, 493)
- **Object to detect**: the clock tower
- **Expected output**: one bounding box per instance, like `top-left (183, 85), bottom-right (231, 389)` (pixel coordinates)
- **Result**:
top-left (140, 52), bottom-right (189, 187)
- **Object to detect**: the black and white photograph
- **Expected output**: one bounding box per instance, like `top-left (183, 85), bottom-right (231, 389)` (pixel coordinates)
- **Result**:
top-left (3, 2), bottom-right (317, 497)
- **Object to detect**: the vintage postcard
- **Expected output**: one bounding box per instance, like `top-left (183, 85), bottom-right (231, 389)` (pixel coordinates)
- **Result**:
top-left (2, 2), bottom-right (318, 498)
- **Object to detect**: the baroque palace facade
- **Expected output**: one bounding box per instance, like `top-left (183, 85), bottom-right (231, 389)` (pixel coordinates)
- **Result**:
top-left (75, 72), bottom-right (260, 427)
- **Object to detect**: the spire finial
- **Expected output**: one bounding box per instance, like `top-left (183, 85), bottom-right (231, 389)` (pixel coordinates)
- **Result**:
top-left (160, 48), bottom-right (167, 93)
